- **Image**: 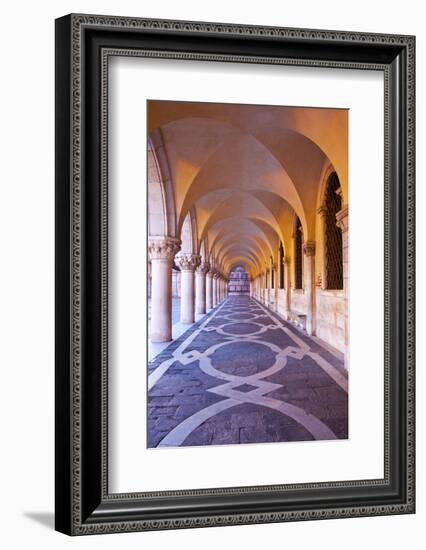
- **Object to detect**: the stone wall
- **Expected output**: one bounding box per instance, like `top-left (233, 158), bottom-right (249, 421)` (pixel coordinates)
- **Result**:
top-left (316, 290), bottom-right (345, 352)
top-left (290, 289), bottom-right (307, 314)
top-left (276, 289), bottom-right (287, 318)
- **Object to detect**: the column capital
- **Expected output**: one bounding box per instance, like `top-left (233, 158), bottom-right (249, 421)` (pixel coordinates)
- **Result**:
top-left (213, 271), bottom-right (221, 279)
top-left (336, 206), bottom-right (349, 233)
top-left (196, 261), bottom-right (210, 275)
top-left (175, 253), bottom-right (201, 272)
top-left (284, 257), bottom-right (291, 266)
top-left (148, 236), bottom-right (181, 261)
top-left (317, 204), bottom-right (327, 217)
top-left (303, 241), bottom-right (316, 257)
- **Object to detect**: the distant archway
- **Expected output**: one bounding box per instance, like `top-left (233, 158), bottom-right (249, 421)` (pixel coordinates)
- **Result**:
top-left (228, 266), bottom-right (250, 295)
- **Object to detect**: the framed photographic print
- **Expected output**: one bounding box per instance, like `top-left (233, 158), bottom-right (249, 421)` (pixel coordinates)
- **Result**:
top-left (55, 14), bottom-right (415, 535)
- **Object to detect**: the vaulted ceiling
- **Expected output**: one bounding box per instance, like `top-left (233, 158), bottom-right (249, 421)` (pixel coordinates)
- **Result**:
top-left (148, 100), bottom-right (348, 278)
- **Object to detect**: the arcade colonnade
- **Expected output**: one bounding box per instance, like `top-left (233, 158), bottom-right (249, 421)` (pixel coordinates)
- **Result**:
top-left (147, 101), bottom-right (349, 367)
top-left (148, 236), bottom-right (228, 342)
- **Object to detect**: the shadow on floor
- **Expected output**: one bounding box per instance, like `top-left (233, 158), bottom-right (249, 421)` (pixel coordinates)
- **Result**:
top-left (24, 511), bottom-right (54, 530)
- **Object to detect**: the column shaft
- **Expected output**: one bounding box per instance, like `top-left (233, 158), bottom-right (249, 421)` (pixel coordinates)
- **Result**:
top-left (213, 275), bottom-right (218, 307)
top-left (206, 272), bottom-right (213, 311)
top-left (195, 263), bottom-right (209, 315)
top-left (337, 206), bottom-right (349, 370)
top-left (284, 258), bottom-right (291, 319)
top-left (303, 241), bottom-right (316, 335)
top-left (176, 254), bottom-right (200, 325)
top-left (148, 237), bottom-right (180, 343)
top-left (180, 270), bottom-right (195, 324)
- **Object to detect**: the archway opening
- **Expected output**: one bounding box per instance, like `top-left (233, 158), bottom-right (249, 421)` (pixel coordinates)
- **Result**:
top-left (228, 266), bottom-right (250, 295)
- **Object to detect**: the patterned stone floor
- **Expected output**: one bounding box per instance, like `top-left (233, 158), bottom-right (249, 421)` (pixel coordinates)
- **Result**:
top-left (147, 296), bottom-right (348, 448)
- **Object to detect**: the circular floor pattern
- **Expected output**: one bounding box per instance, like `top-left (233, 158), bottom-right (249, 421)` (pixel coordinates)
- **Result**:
top-left (227, 313), bottom-right (255, 321)
top-left (210, 341), bottom-right (276, 376)
top-left (221, 322), bottom-right (260, 335)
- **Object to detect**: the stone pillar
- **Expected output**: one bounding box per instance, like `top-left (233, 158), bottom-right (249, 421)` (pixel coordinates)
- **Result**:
top-left (265, 270), bottom-right (270, 306)
top-left (213, 273), bottom-right (219, 307)
top-left (176, 253), bottom-right (200, 324)
top-left (271, 262), bottom-right (277, 311)
top-left (216, 273), bottom-right (221, 305)
top-left (303, 241), bottom-right (316, 335)
top-left (195, 262), bottom-right (209, 315)
top-left (284, 257), bottom-right (291, 319)
top-left (206, 270), bottom-right (214, 311)
top-left (148, 237), bottom-right (181, 342)
top-left (291, 232), bottom-right (296, 289)
top-left (336, 206), bottom-right (349, 370)
top-left (317, 205), bottom-right (327, 289)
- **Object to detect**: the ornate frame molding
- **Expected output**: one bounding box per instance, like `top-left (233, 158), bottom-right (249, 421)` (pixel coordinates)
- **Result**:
top-left (55, 13), bottom-right (415, 535)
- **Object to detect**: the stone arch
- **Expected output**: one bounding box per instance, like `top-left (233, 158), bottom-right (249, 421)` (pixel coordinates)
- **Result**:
top-left (147, 138), bottom-right (166, 237)
top-left (148, 131), bottom-right (177, 238)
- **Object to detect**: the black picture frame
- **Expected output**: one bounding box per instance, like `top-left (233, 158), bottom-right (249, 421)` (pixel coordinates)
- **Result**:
top-left (55, 13), bottom-right (415, 535)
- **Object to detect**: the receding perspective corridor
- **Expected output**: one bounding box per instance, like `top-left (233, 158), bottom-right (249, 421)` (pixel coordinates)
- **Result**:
top-left (148, 295), bottom-right (347, 447)
top-left (147, 99), bottom-right (349, 448)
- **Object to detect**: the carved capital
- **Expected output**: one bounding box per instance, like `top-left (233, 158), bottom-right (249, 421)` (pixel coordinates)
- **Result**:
top-left (196, 262), bottom-right (210, 275)
top-left (175, 253), bottom-right (201, 272)
top-left (336, 206), bottom-right (349, 233)
top-left (284, 257), bottom-right (291, 266)
top-left (148, 237), bottom-right (181, 261)
top-left (213, 271), bottom-right (221, 279)
top-left (317, 204), bottom-right (327, 217)
top-left (303, 241), bottom-right (316, 257)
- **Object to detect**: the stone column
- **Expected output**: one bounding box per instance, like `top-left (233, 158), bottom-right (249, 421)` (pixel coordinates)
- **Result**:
top-left (317, 205), bottom-right (327, 289)
top-left (195, 262), bottom-right (209, 315)
top-left (271, 262), bottom-right (277, 311)
top-left (206, 269), bottom-right (214, 311)
top-left (148, 237), bottom-right (181, 342)
top-left (266, 270), bottom-right (270, 306)
top-left (176, 253), bottom-right (201, 324)
top-left (336, 206), bottom-right (349, 370)
top-left (291, 232), bottom-right (296, 289)
top-left (284, 257), bottom-right (291, 319)
top-left (213, 272), bottom-right (219, 307)
top-left (303, 241), bottom-right (316, 335)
